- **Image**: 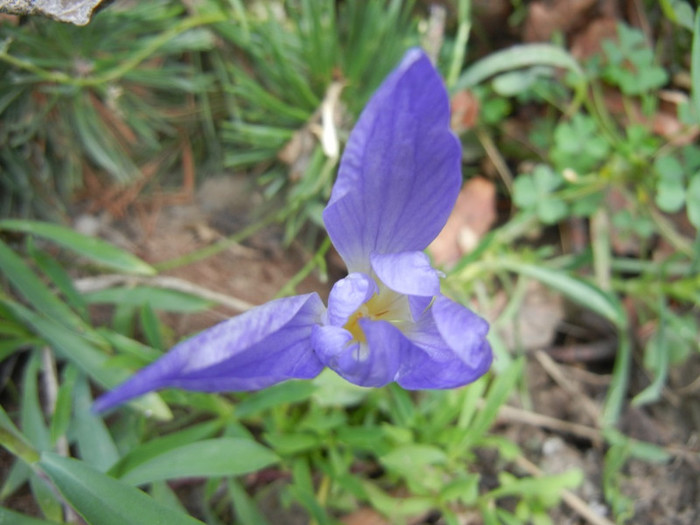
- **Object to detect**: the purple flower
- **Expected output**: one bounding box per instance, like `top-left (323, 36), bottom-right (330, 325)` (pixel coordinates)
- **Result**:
top-left (93, 49), bottom-right (492, 413)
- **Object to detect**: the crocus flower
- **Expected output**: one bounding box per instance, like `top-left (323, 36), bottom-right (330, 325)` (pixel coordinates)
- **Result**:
top-left (93, 48), bottom-right (492, 413)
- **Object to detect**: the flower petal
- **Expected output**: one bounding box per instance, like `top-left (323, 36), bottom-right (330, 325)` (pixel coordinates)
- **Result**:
top-left (327, 272), bottom-right (378, 326)
top-left (323, 48), bottom-right (461, 272)
top-left (397, 295), bottom-right (492, 389)
top-left (93, 293), bottom-right (326, 413)
top-left (371, 251), bottom-right (440, 297)
top-left (311, 320), bottom-right (402, 387)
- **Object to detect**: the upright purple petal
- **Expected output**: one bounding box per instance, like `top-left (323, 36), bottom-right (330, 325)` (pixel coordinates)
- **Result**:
top-left (93, 294), bottom-right (326, 413)
top-left (323, 48), bottom-right (462, 272)
top-left (371, 251), bottom-right (441, 297)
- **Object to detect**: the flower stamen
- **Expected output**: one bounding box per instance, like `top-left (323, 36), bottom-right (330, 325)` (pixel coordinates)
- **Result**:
top-left (342, 286), bottom-right (411, 344)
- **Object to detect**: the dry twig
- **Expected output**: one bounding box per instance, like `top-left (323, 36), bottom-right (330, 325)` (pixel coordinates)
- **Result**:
top-left (73, 274), bottom-right (256, 312)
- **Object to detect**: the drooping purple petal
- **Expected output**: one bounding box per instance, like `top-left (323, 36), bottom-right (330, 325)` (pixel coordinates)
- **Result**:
top-left (397, 295), bottom-right (492, 389)
top-left (371, 251), bottom-right (440, 297)
top-left (93, 293), bottom-right (326, 413)
top-left (326, 273), bottom-right (377, 326)
top-left (323, 48), bottom-right (462, 272)
top-left (311, 320), bottom-right (402, 387)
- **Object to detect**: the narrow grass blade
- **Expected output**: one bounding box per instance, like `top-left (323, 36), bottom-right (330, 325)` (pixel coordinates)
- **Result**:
top-left (0, 220), bottom-right (155, 275)
top-left (502, 261), bottom-right (626, 328)
top-left (454, 44), bottom-right (584, 92)
top-left (107, 420), bottom-right (224, 479)
top-left (72, 374), bottom-right (120, 472)
top-left (38, 452), bottom-right (204, 525)
top-left (116, 438), bottom-right (279, 486)
top-left (0, 507), bottom-right (57, 525)
top-left (0, 239), bottom-right (84, 330)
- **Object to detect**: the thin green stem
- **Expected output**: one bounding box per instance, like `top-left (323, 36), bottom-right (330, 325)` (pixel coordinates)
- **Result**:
top-left (601, 330), bottom-right (632, 428)
top-left (446, 0), bottom-right (471, 89)
top-left (648, 207), bottom-right (693, 256)
top-left (584, 81), bottom-right (624, 149)
top-left (274, 236), bottom-right (331, 298)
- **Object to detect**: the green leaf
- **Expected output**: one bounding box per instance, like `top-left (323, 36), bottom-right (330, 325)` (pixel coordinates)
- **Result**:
top-left (235, 381), bottom-right (316, 418)
top-left (660, 0), bottom-right (696, 30)
top-left (0, 507), bottom-right (58, 525)
top-left (38, 452), bottom-right (204, 525)
top-left (513, 165), bottom-right (568, 224)
top-left (491, 68), bottom-right (548, 97)
top-left (311, 367), bottom-right (369, 406)
top-left (455, 44), bottom-right (584, 92)
top-left (692, 9), bottom-right (700, 120)
top-left (602, 24), bottom-right (669, 95)
top-left (139, 303), bottom-right (164, 350)
top-left (28, 241), bottom-right (89, 320)
top-left (0, 337), bottom-right (40, 363)
top-left (462, 359), bottom-right (523, 449)
top-left (21, 353), bottom-right (50, 452)
top-left (72, 374), bottom-right (120, 472)
top-left (686, 173), bottom-right (700, 228)
top-left (30, 472), bottom-right (63, 523)
top-left (0, 220), bottom-right (155, 275)
top-left (71, 99), bottom-right (139, 183)
top-left (116, 437), bottom-right (278, 486)
top-left (439, 475), bottom-right (480, 506)
top-left (0, 239), bottom-right (84, 330)
top-left (380, 444), bottom-right (447, 477)
top-left (633, 329), bottom-right (668, 406)
top-left (0, 406), bottom-right (39, 467)
top-left (502, 261), bottom-right (626, 327)
top-left (0, 300), bottom-right (171, 420)
top-left (228, 479), bottom-right (271, 525)
top-left (655, 155), bottom-right (686, 213)
top-left (20, 354), bottom-right (63, 520)
top-left (604, 429), bottom-right (671, 462)
top-left (83, 286), bottom-right (211, 312)
top-left (362, 480), bottom-right (435, 519)
top-left (512, 175), bottom-right (538, 208)
top-left (263, 432), bottom-right (321, 456)
top-left (50, 365), bottom-right (79, 446)
top-left (551, 114), bottom-right (609, 174)
top-left (108, 420), bottom-right (223, 479)
top-left (538, 198), bottom-right (568, 225)
top-left (489, 469), bottom-right (583, 507)
top-left (0, 458), bottom-right (31, 501)
top-left (335, 426), bottom-right (391, 455)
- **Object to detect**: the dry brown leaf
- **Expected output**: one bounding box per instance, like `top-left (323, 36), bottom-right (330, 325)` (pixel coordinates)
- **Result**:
top-left (340, 507), bottom-right (391, 525)
top-left (604, 186), bottom-right (643, 256)
top-left (451, 90), bottom-right (480, 133)
top-left (523, 0), bottom-right (598, 42)
top-left (278, 81), bottom-right (345, 181)
top-left (601, 88), bottom-right (699, 145)
top-left (570, 16), bottom-right (618, 60)
top-left (428, 176), bottom-right (496, 267)
top-left (497, 282), bottom-right (565, 351)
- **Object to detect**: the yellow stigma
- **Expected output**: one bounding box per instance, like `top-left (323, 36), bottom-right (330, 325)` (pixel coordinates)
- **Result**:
top-left (342, 287), bottom-right (410, 344)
